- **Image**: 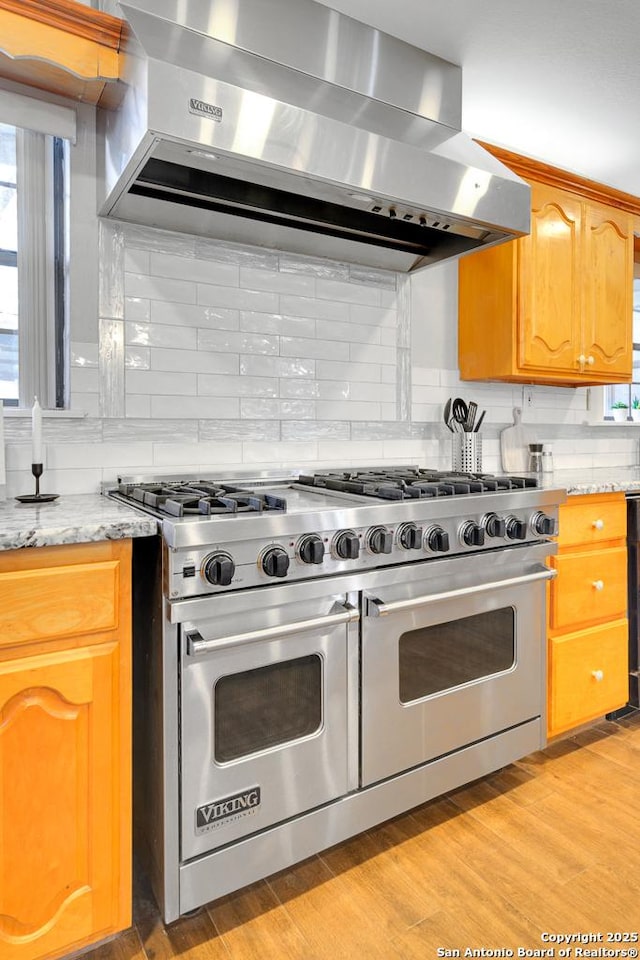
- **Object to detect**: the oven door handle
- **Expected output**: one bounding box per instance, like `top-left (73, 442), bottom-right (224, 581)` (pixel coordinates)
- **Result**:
top-left (185, 603), bottom-right (360, 655)
top-left (365, 565), bottom-right (557, 617)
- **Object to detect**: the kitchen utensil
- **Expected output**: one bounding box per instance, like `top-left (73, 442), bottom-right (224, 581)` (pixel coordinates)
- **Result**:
top-left (443, 398), bottom-right (453, 432)
top-left (452, 433), bottom-right (482, 472)
top-left (500, 407), bottom-right (528, 472)
top-left (474, 410), bottom-right (486, 432)
top-left (465, 401), bottom-right (477, 432)
top-left (452, 397), bottom-right (469, 430)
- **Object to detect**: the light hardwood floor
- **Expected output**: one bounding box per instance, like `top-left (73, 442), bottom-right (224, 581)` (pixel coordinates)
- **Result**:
top-left (87, 713), bottom-right (640, 960)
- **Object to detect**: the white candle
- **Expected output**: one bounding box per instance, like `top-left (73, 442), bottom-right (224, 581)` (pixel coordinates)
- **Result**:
top-left (31, 396), bottom-right (42, 464)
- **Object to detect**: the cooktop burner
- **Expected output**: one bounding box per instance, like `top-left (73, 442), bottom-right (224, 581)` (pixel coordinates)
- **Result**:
top-left (119, 481), bottom-right (287, 518)
top-left (297, 468), bottom-right (538, 500)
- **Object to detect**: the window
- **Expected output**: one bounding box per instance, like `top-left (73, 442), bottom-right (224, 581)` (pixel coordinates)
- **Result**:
top-left (0, 124), bottom-right (17, 402)
top-left (605, 274), bottom-right (640, 421)
top-left (0, 117), bottom-right (69, 408)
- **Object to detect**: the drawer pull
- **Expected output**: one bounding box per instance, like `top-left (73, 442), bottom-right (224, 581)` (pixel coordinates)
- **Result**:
top-left (592, 519), bottom-right (604, 530)
top-left (591, 669), bottom-right (604, 682)
top-left (592, 580), bottom-right (604, 591)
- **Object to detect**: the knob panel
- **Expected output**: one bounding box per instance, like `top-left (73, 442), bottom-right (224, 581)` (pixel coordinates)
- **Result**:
top-left (261, 546), bottom-right (290, 578)
top-left (367, 526), bottom-right (393, 555)
top-left (297, 534), bottom-right (325, 564)
top-left (334, 530), bottom-right (360, 560)
top-left (203, 552), bottom-right (235, 586)
top-left (398, 523), bottom-right (423, 551)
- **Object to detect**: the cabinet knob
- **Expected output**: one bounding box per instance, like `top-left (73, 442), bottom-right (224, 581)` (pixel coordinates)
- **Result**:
top-left (587, 355), bottom-right (595, 365)
top-left (591, 669), bottom-right (604, 682)
top-left (592, 519), bottom-right (604, 530)
top-left (592, 579), bottom-right (604, 591)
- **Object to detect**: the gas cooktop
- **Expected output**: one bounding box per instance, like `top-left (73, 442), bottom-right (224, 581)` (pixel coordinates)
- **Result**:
top-left (113, 467), bottom-right (539, 519)
top-left (108, 467), bottom-right (565, 598)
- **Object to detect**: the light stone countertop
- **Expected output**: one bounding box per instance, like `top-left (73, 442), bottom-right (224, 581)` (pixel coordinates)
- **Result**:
top-left (538, 466), bottom-right (640, 496)
top-left (0, 493), bottom-right (158, 551)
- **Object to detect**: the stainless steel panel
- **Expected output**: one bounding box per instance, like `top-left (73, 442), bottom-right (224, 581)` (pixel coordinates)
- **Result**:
top-left (177, 718), bottom-right (543, 918)
top-left (360, 551), bottom-right (550, 786)
top-left (180, 594), bottom-right (358, 860)
top-left (119, 0), bottom-right (462, 128)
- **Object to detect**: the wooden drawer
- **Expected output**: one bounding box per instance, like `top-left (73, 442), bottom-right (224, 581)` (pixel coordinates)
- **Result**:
top-left (549, 546), bottom-right (627, 631)
top-left (549, 619), bottom-right (629, 737)
top-left (0, 560), bottom-right (120, 650)
top-left (557, 493), bottom-right (626, 549)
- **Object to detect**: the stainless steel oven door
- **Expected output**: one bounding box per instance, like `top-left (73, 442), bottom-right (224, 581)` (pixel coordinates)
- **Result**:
top-left (175, 579), bottom-right (359, 861)
top-left (360, 544), bottom-right (556, 787)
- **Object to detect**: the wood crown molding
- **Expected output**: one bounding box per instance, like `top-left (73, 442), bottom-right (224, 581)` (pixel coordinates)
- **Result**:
top-left (479, 140), bottom-right (640, 219)
top-left (0, 0), bottom-right (123, 50)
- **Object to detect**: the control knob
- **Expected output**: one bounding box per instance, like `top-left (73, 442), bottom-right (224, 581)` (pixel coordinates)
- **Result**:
top-left (460, 521), bottom-right (485, 548)
top-left (298, 534), bottom-right (325, 564)
top-left (425, 526), bottom-right (450, 553)
top-left (261, 546), bottom-right (290, 578)
top-left (203, 552), bottom-right (235, 586)
top-left (367, 526), bottom-right (393, 555)
top-left (335, 530), bottom-right (360, 560)
top-left (505, 516), bottom-right (528, 541)
top-left (398, 522), bottom-right (423, 550)
top-left (483, 513), bottom-right (506, 539)
top-left (531, 511), bottom-right (557, 536)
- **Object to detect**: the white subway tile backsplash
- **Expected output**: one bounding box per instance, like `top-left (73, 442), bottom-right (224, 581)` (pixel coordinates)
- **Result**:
top-left (126, 321), bottom-right (198, 350)
top-left (239, 267), bottom-right (315, 296)
top-left (316, 360), bottom-right (381, 383)
top-left (197, 283), bottom-right (278, 313)
top-left (240, 311), bottom-right (316, 338)
top-left (280, 295), bottom-right (349, 322)
top-left (150, 301), bottom-right (240, 330)
top-left (149, 348), bottom-right (239, 375)
top-left (316, 278), bottom-right (381, 306)
top-left (126, 370), bottom-right (197, 395)
top-left (280, 337), bottom-right (344, 361)
top-left (239, 356), bottom-right (315, 379)
top-left (58, 220), bottom-right (624, 496)
top-left (151, 396), bottom-right (240, 419)
top-left (150, 252), bottom-right (239, 287)
top-left (124, 297), bottom-right (151, 322)
top-left (198, 374), bottom-right (278, 398)
top-left (316, 400), bottom-right (381, 421)
top-left (197, 330), bottom-right (279, 356)
top-left (125, 273), bottom-right (197, 304)
top-left (125, 347), bottom-right (151, 370)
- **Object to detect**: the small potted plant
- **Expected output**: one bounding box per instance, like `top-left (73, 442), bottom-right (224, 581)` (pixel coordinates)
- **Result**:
top-left (632, 397), bottom-right (640, 422)
top-left (611, 400), bottom-right (629, 422)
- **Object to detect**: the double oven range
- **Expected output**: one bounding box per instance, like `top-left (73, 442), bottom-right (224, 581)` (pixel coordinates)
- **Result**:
top-left (109, 466), bottom-right (566, 922)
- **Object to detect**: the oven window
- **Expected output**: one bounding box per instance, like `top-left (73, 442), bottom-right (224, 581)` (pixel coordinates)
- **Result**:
top-left (398, 607), bottom-right (515, 703)
top-left (214, 654), bottom-right (322, 762)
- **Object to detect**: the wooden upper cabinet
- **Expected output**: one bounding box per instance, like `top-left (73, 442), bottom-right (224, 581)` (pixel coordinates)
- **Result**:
top-left (458, 146), bottom-right (636, 387)
top-left (582, 200), bottom-right (633, 378)
top-left (517, 183), bottom-right (582, 375)
top-left (0, 0), bottom-right (123, 105)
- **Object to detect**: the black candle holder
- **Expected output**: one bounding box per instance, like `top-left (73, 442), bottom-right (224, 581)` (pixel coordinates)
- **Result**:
top-left (15, 463), bottom-right (59, 503)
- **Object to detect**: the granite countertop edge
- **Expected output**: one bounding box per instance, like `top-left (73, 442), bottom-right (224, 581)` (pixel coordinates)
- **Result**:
top-left (0, 493), bottom-right (158, 551)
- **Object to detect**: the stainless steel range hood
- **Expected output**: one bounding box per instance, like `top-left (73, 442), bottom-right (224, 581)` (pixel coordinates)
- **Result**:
top-left (98, 0), bottom-right (530, 272)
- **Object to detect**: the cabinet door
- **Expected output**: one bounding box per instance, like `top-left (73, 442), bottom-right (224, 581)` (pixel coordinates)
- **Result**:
top-left (0, 641), bottom-right (130, 960)
top-left (517, 183), bottom-right (583, 375)
top-left (548, 619), bottom-right (629, 737)
top-left (582, 201), bottom-right (633, 380)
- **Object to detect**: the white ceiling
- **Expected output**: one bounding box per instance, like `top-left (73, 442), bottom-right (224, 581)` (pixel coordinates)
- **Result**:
top-left (315, 0), bottom-right (640, 197)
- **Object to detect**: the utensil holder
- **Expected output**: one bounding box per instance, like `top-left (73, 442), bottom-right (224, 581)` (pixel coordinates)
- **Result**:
top-left (452, 433), bottom-right (482, 473)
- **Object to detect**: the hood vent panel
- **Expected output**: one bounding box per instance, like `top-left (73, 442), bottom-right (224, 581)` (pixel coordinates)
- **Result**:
top-left (99, 0), bottom-right (530, 272)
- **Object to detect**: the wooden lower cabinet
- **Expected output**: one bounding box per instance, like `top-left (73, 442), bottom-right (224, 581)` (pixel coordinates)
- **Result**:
top-left (547, 493), bottom-right (629, 738)
top-left (549, 619), bottom-right (629, 736)
top-left (0, 540), bottom-right (132, 960)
